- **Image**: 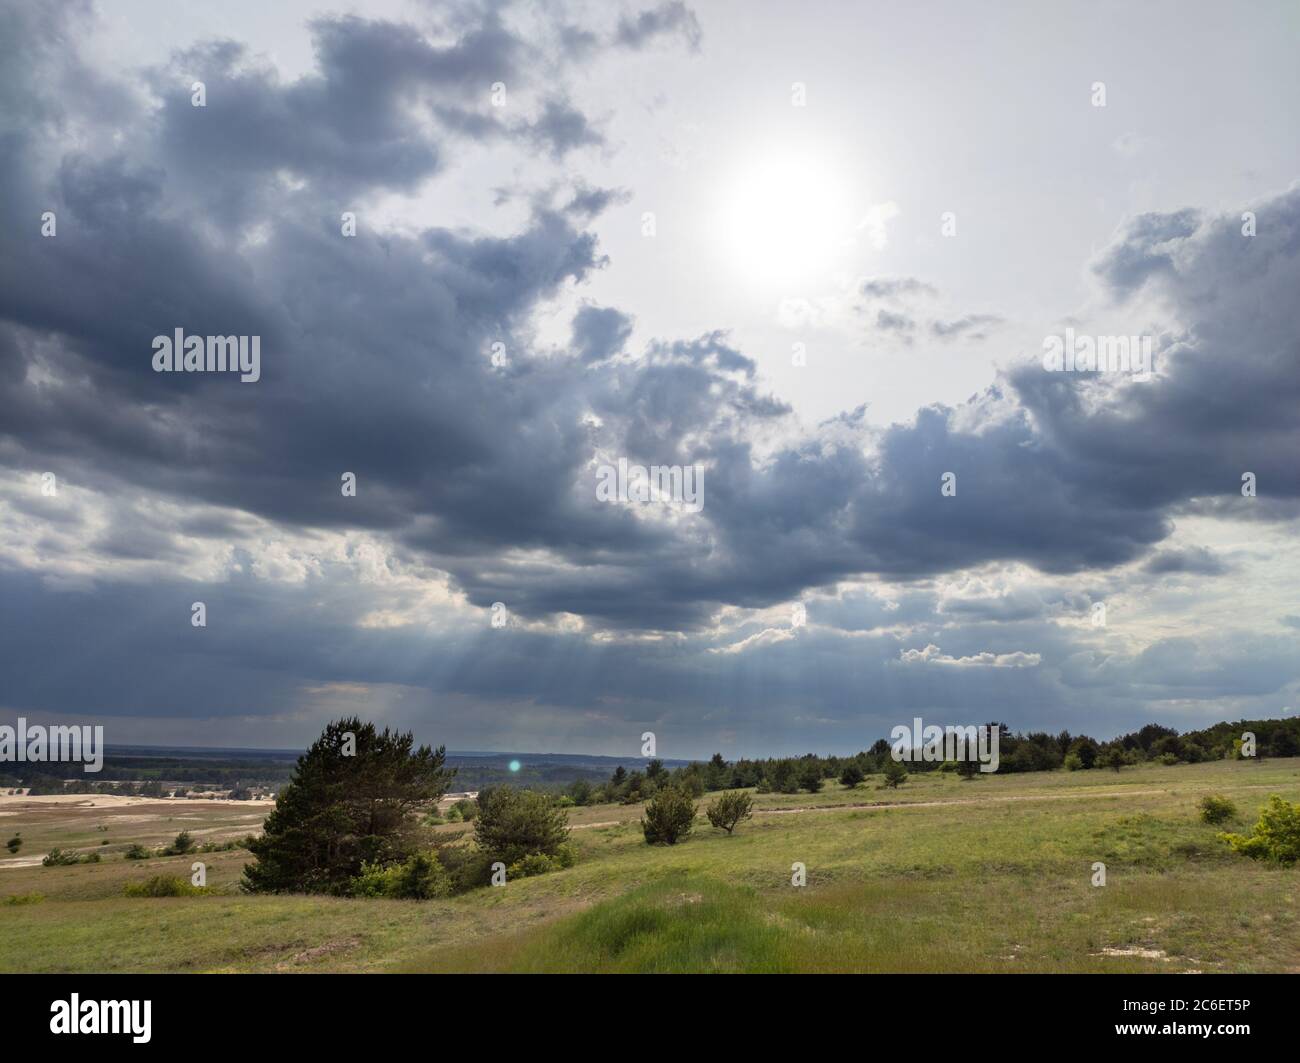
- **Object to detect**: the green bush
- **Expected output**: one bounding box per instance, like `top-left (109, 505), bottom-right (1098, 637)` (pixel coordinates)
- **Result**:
top-left (1063, 752), bottom-right (1084, 772)
top-left (5, 834), bottom-right (20, 854)
top-left (839, 764), bottom-right (865, 788)
top-left (474, 787), bottom-right (570, 866)
top-left (197, 839), bottom-right (245, 853)
top-left (505, 845), bottom-right (576, 879)
top-left (882, 760), bottom-right (908, 789)
top-left (437, 845), bottom-right (495, 892)
top-left (42, 848), bottom-right (100, 866)
top-left (123, 875), bottom-right (208, 897)
top-left (705, 790), bottom-right (754, 834)
top-left (508, 853), bottom-right (558, 879)
top-left (165, 831), bottom-right (195, 855)
top-left (124, 843), bottom-right (152, 860)
top-left (1097, 747), bottom-right (1128, 772)
top-left (350, 851), bottom-right (452, 899)
top-left (1199, 794), bottom-right (1237, 825)
top-left (1219, 794), bottom-right (1300, 863)
top-left (641, 786), bottom-right (697, 845)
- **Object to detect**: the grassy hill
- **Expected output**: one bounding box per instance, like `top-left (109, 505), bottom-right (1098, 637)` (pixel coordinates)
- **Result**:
top-left (2, 756), bottom-right (1298, 973)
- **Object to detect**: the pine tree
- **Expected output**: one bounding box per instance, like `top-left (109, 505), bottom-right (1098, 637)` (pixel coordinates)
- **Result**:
top-left (242, 718), bottom-right (452, 893)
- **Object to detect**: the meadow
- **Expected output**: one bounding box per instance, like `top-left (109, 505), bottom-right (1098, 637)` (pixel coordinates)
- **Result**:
top-left (2, 757), bottom-right (1298, 973)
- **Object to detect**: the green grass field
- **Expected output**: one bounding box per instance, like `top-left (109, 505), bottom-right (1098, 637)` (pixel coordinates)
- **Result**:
top-left (3, 757), bottom-right (1298, 973)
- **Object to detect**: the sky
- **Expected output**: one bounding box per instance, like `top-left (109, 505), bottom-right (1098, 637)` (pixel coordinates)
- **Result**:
top-left (1, 0), bottom-right (1298, 760)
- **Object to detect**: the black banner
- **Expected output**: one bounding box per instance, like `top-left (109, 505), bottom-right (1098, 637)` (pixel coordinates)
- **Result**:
top-left (2, 973), bottom-right (1289, 1048)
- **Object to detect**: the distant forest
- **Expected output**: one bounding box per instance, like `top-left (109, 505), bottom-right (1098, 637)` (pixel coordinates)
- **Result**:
top-left (4, 716), bottom-right (1296, 802)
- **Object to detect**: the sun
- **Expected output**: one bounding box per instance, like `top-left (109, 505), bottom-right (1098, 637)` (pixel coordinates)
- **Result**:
top-left (715, 151), bottom-right (854, 287)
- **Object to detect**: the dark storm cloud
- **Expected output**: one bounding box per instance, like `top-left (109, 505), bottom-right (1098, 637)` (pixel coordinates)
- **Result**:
top-left (3, 0), bottom-right (1298, 635)
top-left (1, 0), bottom-right (1298, 752)
top-left (6, 560), bottom-right (1283, 756)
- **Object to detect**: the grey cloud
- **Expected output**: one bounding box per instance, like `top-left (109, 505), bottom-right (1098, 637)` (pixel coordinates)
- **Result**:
top-left (563, 183), bottom-right (632, 220)
top-left (570, 305), bottom-right (633, 363)
top-left (1091, 208), bottom-right (1201, 296)
top-left (931, 314), bottom-right (1004, 341)
top-left (1142, 546), bottom-right (1230, 576)
top-left (859, 277), bottom-right (937, 300)
top-left (615, 2), bottom-right (702, 52)
top-left (875, 309), bottom-right (915, 335)
top-left (522, 97), bottom-right (605, 157)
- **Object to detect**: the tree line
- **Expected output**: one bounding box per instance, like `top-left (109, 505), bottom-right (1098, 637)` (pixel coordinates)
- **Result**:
top-left (556, 716), bottom-right (1300, 805)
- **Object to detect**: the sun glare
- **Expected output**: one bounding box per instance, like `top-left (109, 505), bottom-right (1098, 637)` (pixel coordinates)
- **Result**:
top-left (716, 152), bottom-right (854, 287)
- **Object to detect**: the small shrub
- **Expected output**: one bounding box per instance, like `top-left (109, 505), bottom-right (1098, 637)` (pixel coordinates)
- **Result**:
top-left (839, 764), bottom-right (865, 788)
top-left (508, 853), bottom-right (558, 879)
top-left (123, 875), bottom-right (208, 897)
top-left (437, 846), bottom-right (494, 893)
top-left (197, 839), bottom-right (243, 853)
top-left (882, 760), bottom-right (909, 789)
top-left (5, 834), bottom-right (21, 854)
top-left (705, 790), bottom-right (754, 834)
top-left (166, 831), bottom-right (195, 855)
top-left (42, 847), bottom-right (98, 866)
top-left (1063, 752), bottom-right (1084, 772)
top-left (797, 763), bottom-right (823, 793)
top-left (474, 787), bottom-right (570, 866)
top-left (350, 852), bottom-right (452, 899)
top-left (641, 786), bottom-right (697, 845)
top-left (1219, 794), bottom-right (1300, 863)
top-left (1097, 747), bottom-right (1127, 772)
top-left (1199, 794), bottom-right (1237, 825)
top-left (505, 843), bottom-right (576, 879)
top-left (124, 843), bottom-right (152, 860)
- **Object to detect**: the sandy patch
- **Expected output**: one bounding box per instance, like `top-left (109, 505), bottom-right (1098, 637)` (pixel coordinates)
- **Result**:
top-left (277, 938), bottom-right (361, 969)
top-left (0, 794), bottom-right (273, 809)
top-left (1095, 946), bottom-right (1169, 961)
top-left (0, 855), bottom-right (48, 869)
